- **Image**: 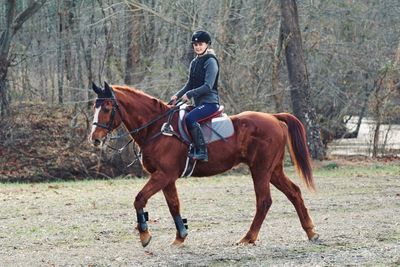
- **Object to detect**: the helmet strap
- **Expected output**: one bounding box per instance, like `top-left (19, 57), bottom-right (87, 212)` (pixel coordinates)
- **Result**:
top-left (196, 45), bottom-right (208, 56)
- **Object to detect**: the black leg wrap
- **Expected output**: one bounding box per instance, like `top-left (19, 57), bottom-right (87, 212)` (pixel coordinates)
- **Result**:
top-left (174, 215), bottom-right (188, 238)
top-left (137, 209), bottom-right (149, 232)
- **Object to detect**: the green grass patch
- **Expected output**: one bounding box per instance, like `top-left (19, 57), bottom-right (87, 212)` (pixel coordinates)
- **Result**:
top-left (313, 162), bottom-right (400, 178)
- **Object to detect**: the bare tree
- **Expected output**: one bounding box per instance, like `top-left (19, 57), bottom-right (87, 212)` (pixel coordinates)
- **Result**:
top-left (124, 3), bottom-right (143, 85)
top-left (0, 0), bottom-right (47, 117)
top-left (2, 0), bottom-right (400, 162)
top-left (56, 0), bottom-right (65, 104)
top-left (280, 0), bottom-right (324, 160)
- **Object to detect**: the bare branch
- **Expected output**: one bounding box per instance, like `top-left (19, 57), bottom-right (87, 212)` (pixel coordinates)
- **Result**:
top-left (125, 0), bottom-right (191, 31)
top-left (12, 0), bottom-right (47, 35)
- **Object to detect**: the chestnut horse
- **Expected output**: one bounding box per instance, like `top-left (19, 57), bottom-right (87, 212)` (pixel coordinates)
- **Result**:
top-left (89, 82), bottom-right (319, 247)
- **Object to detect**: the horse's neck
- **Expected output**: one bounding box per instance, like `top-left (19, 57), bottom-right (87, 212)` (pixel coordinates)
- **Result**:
top-left (115, 88), bottom-right (167, 144)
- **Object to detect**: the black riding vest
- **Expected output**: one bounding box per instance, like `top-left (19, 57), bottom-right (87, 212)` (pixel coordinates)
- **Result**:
top-left (190, 54), bottom-right (219, 93)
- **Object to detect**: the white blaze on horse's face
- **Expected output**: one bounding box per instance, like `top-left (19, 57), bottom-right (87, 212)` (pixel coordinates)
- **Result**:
top-left (90, 106), bottom-right (103, 146)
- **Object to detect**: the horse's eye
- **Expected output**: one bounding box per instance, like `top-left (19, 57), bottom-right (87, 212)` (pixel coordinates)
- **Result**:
top-left (103, 107), bottom-right (110, 113)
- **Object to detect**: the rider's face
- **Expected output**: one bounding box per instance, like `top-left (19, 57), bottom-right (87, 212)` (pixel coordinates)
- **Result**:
top-left (192, 42), bottom-right (208, 55)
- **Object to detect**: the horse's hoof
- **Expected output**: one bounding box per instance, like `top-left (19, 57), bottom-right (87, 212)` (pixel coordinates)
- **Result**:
top-left (170, 232), bottom-right (186, 247)
top-left (140, 231), bottom-right (152, 247)
top-left (171, 239), bottom-right (185, 247)
top-left (309, 233), bottom-right (320, 242)
top-left (236, 236), bottom-right (256, 246)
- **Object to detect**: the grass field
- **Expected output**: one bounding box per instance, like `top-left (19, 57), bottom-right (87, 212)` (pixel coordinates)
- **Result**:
top-left (1, 161), bottom-right (399, 266)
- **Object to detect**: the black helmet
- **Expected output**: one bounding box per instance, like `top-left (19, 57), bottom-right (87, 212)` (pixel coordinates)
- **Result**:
top-left (191, 31), bottom-right (211, 44)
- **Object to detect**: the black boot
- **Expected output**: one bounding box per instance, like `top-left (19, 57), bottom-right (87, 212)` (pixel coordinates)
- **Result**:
top-left (188, 122), bottom-right (208, 161)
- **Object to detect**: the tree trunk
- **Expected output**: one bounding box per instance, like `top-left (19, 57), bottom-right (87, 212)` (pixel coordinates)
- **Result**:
top-left (57, 0), bottom-right (64, 104)
top-left (371, 75), bottom-right (386, 158)
top-left (64, 0), bottom-right (77, 103)
top-left (217, 0), bottom-right (242, 114)
top-left (351, 74), bottom-right (373, 138)
top-left (124, 4), bottom-right (142, 85)
top-left (272, 20), bottom-right (285, 112)
top-left (0, 57), bottom-right (9, 118)
top-left (81, 0), bottom-right (96, 110)
top-left (0, 0), bottom-right (15, 117)
top-left (123, 3), bottom-right (144, 177)
top-left (372, 120), bottom-right (381, 157)
top-left (96, 1), bottom-right (116, 81)
top-left (0, 0), bottom-right (47, 117)
top-left (280, 0), bottom-right (324, 160)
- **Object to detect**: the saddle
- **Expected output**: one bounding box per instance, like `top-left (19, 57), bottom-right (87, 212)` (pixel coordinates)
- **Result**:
top-left (178, 104), bottom-right (234, 144)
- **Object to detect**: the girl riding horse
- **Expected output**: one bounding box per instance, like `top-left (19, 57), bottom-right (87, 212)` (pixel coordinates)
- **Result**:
top-left (90, 81), bottom-right (319, 247)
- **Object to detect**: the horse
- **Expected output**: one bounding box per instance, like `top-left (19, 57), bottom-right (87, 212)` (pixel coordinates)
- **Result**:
top-left (89, 81), bottom-right (319, 247)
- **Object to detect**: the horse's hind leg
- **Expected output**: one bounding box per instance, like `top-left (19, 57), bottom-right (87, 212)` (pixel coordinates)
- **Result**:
top-left (238, 168), bottom-right (273, 245)
top-left (271, 164), bottom-right (319, 241)
top-left (162, 182), bottom-right (188, 246)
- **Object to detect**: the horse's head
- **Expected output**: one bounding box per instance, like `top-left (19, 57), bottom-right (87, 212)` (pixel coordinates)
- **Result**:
top-left (89, 81), bottom-right (123, 147)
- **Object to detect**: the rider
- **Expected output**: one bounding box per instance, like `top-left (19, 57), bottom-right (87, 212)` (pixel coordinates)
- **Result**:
top-left (171, 30), bottom-right (220, 162)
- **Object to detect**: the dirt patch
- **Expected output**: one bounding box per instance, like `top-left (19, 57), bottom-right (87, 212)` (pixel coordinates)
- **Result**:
top-left (1, 164), bottom-right (399, 266)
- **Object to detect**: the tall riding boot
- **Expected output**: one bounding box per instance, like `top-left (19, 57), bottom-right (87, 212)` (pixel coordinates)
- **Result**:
top-left (188, 122), bottom-right (208, 161)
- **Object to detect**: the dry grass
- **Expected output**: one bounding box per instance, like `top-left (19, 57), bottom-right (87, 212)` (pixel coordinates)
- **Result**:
top-left (1, 163), bottom-right (399, 266)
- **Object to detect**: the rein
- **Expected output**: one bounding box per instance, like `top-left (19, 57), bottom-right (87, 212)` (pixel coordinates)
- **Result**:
top-left (109, 100), bottom-right (186, 141)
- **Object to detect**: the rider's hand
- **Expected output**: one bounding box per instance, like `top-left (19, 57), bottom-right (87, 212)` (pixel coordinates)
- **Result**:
top-left (182, 94), bottom-right (189, 102)
top-left (170, 95), bottom-right (178, 105)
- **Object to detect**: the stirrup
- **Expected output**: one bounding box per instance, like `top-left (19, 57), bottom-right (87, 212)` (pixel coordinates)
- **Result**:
top-left (161, 122), bottom-right (174, 136)
top-left (194, 154), bottom-right (208, 161)
top-left (192, 149), bottom-right (208, 161)
top-left (188, 144), bottom-right (208, 161)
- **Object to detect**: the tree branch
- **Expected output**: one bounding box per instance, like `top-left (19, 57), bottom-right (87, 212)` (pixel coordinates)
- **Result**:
top-left (12, 0), bottom-right (47, 36)
top-left (125, 0), bottom-right (190, 31)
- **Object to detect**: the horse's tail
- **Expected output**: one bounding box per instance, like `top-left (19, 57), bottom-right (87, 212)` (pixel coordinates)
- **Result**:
top-left (273, 113), bottom-right (315, 191)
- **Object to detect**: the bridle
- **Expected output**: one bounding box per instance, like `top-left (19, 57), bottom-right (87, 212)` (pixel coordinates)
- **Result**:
top-left (92, 97), bottom-right (122, 134)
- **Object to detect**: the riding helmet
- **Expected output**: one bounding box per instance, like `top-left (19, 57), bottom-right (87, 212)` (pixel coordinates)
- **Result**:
top-left (191, 31), bottom-right (212, 45)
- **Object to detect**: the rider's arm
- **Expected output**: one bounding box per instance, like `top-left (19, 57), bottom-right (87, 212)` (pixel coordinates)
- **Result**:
top-left (174, 61), bottom-right (194, 99)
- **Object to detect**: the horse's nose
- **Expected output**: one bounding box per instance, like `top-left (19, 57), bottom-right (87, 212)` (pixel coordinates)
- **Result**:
top-left (92, 139), bottom-right (101, 147)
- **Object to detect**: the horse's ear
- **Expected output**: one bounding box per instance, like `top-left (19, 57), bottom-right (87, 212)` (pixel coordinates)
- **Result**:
top-left (104, 81), bottom-right (113, 98)
top-left (104, 81), bottom-right (111, 90)
top-left (92, 82), bottom-right (103, 95)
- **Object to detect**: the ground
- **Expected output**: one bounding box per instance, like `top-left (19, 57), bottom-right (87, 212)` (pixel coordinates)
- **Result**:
top-left (1, 162), bottom-right (399, 266)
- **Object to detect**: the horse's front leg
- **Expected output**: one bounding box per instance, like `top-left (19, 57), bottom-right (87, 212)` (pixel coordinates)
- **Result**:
top-left (162, 182), bottom-right (188, 246)
top-left (134, 171), bottom-right (170, 247)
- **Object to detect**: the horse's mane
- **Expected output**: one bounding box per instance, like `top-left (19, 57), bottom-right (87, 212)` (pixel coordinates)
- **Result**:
top-left (112, 85), bottom-right (170, 112)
